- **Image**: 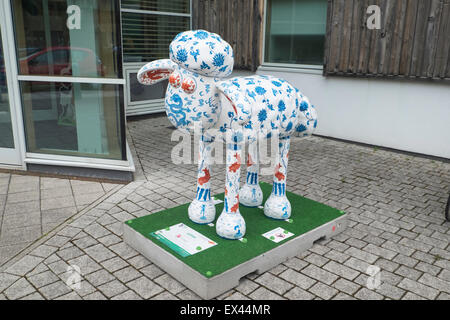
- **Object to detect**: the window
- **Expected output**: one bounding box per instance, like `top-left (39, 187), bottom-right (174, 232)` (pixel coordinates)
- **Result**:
top-left (120, 0), bottom-right (191, 115)
top-left (12, 0), bottom-right (126, 160)
top-left (264, 0), bottom-right (327, 66)
top-left (121, 0), bottom-right (191, 63)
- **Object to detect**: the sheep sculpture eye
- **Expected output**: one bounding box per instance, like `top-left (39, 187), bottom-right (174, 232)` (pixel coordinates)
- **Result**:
top-left (169, 72), bottom-right (181, 88)
top-left (181, 77), bottom-right (196, 94)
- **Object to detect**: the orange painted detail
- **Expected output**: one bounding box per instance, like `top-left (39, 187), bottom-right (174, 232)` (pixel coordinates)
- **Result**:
top-left (274, 164), bottom-right (286, 181)
top-left (230, 195), bottom-right (240, 213)
top-left (228, 153), bottom-right (241, 173)
top-left (247, 154), bottom-right (254, 167)
top-left (169, 72), bottom-right (181, 88)
top-left (181, 78), bottom-right (196, 94)
top-left (198, 168), bottom-right (211, 186)
top-left (142, 69), bottom-right (171, 83)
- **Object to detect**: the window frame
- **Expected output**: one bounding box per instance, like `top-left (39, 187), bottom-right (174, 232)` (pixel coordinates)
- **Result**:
top-left (261, 0), bottom-right (325, 71)
top-left (10, 0), bottom-right (130, 165)
top-left (120, 0), bottom-right (192, 116)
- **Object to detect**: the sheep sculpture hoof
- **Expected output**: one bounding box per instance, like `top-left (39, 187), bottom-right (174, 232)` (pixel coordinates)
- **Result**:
top-left (137, 30), bottom-right (318, 240)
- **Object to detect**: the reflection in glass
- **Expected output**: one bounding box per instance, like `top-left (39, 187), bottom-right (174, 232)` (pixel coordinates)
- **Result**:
top-left (121, 0), bottom-right (190, 14)
top-left (21, 81), bottom-right (124, 160)
top-left (122, 12), bottom-right (190, 63)
top-left (0, 29), bottom-right (14, 148)
top-left (265, 0), bottom-right (327, 65)
top-left (129, 73), bottom-right (167, 102)
top-left (12, 0), bottom-right (121, 78)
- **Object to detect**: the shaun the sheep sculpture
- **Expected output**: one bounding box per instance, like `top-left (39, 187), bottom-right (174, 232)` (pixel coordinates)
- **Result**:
top-left (138, 30), bottom-right (317, 240)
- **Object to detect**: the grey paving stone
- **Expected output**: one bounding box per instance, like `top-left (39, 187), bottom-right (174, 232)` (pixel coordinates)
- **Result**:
top-left (4, 278), bottom-right (36, 300)
top-left (345, 247), bottom-right (378, 264)
top-left (126, 277), bottom-right (164, 299)
top-left (248, 287), bottom-right (286, 300)
top-left (30, 245), bottom-right (58, 259)
top-left (55, 291), bottom-right (82, 300)
top-left (418, 273), bottom-right (450, 294)
top-left (375, 282), bottom-right (405, 300)
top-left (224, 292), bottom-right (250, 300)
top-left (41, 196), bottom-right (76, 211)
top-left (395, 265), bottom-right (423, 281)
top-left (235, 278), bottom-right (259, 295)
top-left (0, 273), bottom-right (20, 292)
top-left (154, 274), bottom-right (186, 295)
top-left (98, 280), bottom-right (128, 298)
top-left (355, 288), bottom-right (384, 300)
top-left (284, 287), bottom-right (315, 300)
top-left (398, 278), bottom-right (439, 300)
top-left (282, 257), bottom-right (308, 271)
top-left (84, 244), bottom-right (116, 263)
top-left (27, 270), bottom-right (59, 289)
top-left (109, 242), bottom-right (138, 260)
top-left (5, 255), bottom-right (43, 276)
top-left (85, 269), bottom-right (116, 287)
top-left (111, 289), bottom-right (143, 300)
top-left (39, 281), bottom-right (73, 299)
top-left (177, 289), bottom-right (202, 300)
top-left (301, 264), bottom-right (339, 285)
top-left (332, 278), bottom-right (361, 295)
top-left (278, 269), bottom-right (316, 290)
top-left (83, 291), bottom-right (107, 300)
top-left (101, 256), bottom-right (129, 273)
top-left (308, 282), bottom-right (338, 300)
top-left (56, 246), bottom-right (84, 261)
top-left (20, 292), bottom-right (45, 300)
top-left (254, 272), bottom-right (294, 295)
top-left (113, 266), bottom-right (142, 283)
top-left (332, 292), bottom-right (357, 300)
top-left (323, 260), bottom-right (360, 281)
top-left (67, 255), bottom-right (102, 275)
top-left (127, 255), bottom-right (151, 269)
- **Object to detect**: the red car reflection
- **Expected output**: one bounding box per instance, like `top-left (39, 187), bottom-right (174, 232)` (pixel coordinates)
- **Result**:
top-left (19, 46), bottom-right (104, 76)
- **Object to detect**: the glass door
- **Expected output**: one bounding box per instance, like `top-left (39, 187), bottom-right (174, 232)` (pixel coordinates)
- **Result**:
top-left (0, 1), bottom-right (22, 166)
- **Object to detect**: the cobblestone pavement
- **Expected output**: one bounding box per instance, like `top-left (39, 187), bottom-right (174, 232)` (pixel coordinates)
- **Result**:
top-left (0, 173), bottom-right (119, 266)
top-left (0, 115), bottom-right (449, 300)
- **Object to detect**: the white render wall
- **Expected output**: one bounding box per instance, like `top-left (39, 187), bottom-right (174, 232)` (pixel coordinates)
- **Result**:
top-left (257, 67), bottom-right (450, 159)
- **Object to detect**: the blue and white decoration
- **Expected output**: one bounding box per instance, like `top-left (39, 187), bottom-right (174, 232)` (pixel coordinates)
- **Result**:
top-left (138, 30), bottom-right (318, 240)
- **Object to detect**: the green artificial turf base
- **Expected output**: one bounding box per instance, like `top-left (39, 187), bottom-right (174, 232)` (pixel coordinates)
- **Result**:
top-left (126, 182), bottom-right (345, 278)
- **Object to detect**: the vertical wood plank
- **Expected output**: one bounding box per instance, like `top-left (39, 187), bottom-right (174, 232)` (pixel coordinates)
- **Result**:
top-left (423, 0), bottom-right (443, 78)
top-left (399, 0), bottom-right (419, 76)
top-left (389, 0), bottom-right (407, 75)
top-left (434, 0), bottom-right (450, 78)
top-left (410, 0), bottom-right (431, 76)
top-left (338, 0), bottom-right (354, 72)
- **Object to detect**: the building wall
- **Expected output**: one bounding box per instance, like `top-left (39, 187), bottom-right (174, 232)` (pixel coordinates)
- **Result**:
top-left (258, 67), bottom-right (450, 159)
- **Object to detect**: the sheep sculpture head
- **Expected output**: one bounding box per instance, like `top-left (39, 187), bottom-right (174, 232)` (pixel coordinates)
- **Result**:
top-left (138, 30), bottom-right (318, 240)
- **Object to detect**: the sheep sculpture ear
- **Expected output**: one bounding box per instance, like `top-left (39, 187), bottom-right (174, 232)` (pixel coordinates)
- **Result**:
top-left (216, 80), bottom-right (252, 125)
top-left (137, 59), bottom-right (176, 85)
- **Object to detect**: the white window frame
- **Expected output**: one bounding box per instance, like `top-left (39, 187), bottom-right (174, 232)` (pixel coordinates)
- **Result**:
top-left (261, 0), bottom-right (325, 72)
top-left (2, 0), bottom-right (134, 172)
top-left (121, 0), bottom-right (192, 116)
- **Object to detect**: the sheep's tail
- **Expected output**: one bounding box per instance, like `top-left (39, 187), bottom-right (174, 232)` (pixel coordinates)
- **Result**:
top-left (295, 91), bottom-right (318, 137)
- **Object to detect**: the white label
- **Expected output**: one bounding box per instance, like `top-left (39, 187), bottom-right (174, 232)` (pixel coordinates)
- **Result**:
top-left (151, 223), bottom-right (217, 257)
top-left (262, 227), bottom-right (294, 243)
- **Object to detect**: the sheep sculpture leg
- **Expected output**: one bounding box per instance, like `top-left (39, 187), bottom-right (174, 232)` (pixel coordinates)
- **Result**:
top-left (188, 135), bottom-right (216, 224)
top-left (239, 139), bottom-right (263, 207)
top-left (264, 136), bottom-right (292, 220)
top-left (216, 132), bottom-right (246, 240)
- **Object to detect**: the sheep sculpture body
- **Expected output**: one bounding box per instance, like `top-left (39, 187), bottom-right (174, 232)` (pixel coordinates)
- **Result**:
top-left (137, 30), bottom-right (318, 240)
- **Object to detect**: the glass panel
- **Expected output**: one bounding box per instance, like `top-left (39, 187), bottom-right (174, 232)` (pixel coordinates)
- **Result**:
top-left (121, 0), bottom-right (190, 14)
top-left (0, 28), bottom-right (15, 148)
top-left (129, 72), bottom-right (167, 102)
top-left (122, 12), bottom-right (190, 63)
top-left (21, 81), bottom-right (124, 160)
top-left (265, 0), bottom-right (327, 65)
top-left (12, 0), bottom-right (121, 78)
